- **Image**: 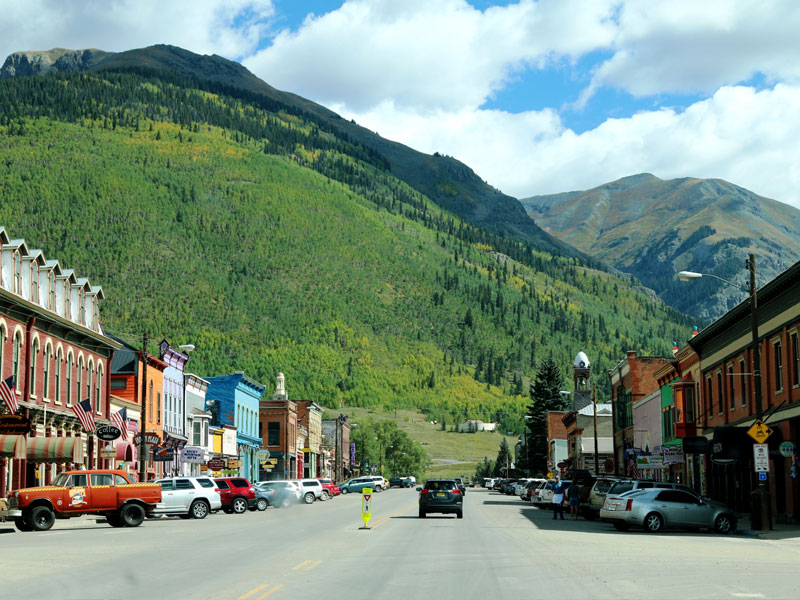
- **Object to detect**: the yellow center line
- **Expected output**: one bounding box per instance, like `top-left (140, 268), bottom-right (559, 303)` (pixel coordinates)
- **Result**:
top-left (304, 561), bottom-right (322, 571)
top-left (237, 584), bottom-right (269, 600)
top-left (254, 584), bottom-right (284, 600)
top-left (291, 560), bottom-right (312, 571)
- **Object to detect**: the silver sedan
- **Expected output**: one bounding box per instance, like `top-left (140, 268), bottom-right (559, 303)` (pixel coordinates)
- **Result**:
top-left (599, 488), bottom-right (737, 534)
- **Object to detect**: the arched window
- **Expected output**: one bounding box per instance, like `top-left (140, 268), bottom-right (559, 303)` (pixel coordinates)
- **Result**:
top-left (76, 356), bottom-right (84, 404)
top-left (86, 359), bottom-right (94, 410)
top-left (12, 330), bottom-right (22, 385)
top-left (66, 353), bottom-right (73, 406)
top-left (55, 348), bottom-right (63, 403)
top-left (43, 343), bottom-right (52, 399)
top-left (29, 338), bottom-right (39, 396)
top-left (95, 364), bottom-right (103, 415)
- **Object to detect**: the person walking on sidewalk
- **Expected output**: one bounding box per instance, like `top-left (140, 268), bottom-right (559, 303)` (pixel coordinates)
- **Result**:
top-left (552, 476), bottom-right (566, 520)
top-left (567, 480), bottom-right (581, 519)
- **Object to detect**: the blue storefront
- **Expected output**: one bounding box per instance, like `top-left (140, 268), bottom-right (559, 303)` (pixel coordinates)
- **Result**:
top-left (204, 372), bottom-right (265, 481)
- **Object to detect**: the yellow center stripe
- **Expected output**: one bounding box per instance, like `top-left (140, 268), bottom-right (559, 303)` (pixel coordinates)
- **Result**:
top-left (255, 585), bottom-right (283, 600)
top-left (236, 584), bottom-right (269, 600)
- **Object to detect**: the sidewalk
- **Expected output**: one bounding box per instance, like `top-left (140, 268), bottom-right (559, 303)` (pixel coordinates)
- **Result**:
top-left (735, 515), bottom-right (800, 540)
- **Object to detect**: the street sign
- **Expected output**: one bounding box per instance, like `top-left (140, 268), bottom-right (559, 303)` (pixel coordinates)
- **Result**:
top-left (361, 487), bottom-right (373, 528)
top-left (133, 433), bottom-right (161, 446)
top-left (759, 472), bottom-right (767, 481)
top-left (227, 459), bottom-right (241, 469)
top-left (747, 420), bottom-right (773, 444)
top-left (546, 471), bottom-right (554, 479)
top-left (753, 443), bottom-right (770, 472)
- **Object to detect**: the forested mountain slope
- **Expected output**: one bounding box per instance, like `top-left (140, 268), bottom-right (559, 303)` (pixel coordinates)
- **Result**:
top-left (1, 44), bottom-right (581, 259)
top-left (0, 68), bottom-right (692, 432)
top-left (521, 174), bottom-right (800, 322)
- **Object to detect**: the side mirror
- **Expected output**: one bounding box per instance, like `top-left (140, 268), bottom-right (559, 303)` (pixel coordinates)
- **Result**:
top-left (416, 487), bottom-right (422, 492)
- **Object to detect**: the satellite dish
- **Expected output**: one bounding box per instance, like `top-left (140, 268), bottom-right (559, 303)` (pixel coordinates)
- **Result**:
top-left (179, 344), bottom-right (195, 353)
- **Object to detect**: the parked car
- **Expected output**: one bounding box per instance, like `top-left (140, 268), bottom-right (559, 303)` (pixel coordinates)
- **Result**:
top-left (0, 469), bottom-right (161, 531)
top-left (339, 477), bottom-right (381, 494)
top-left (418, 479), bottom-right (463, 518)
top-left (213, 477), bottom-right (257, 514)
top-left (318, 478), bottom-right (341, 498)
top-left (522, 479), bottom-right (545, 501)
top-left (153, 476), bottom-right (222, 519)
top-left (253, 486), bottom-right (277, 511)
top-left (389, 477), bottom-right (415, 488)
top-left (504, 479), bottom-right (521, 495)
top-left (600, 488), bottom-right (737, 533)
top-left (454, 477), bottom-right (467, 494)
top-left (484, 478), bottom-right (496, 489)
top-left (533, 480), bottom-right (571, 507)
top-left (363, 476), bottom-right (388, 491)
top-left (292, 479), bottom-right (325, 503)
top-left (605, 479), bottom-right (697, 499)
top-left (255, 481), bottom-right (299, 507)
top-left (583, 477), bottom-right (626, 520)
top-left (529, 480), bottom-right (550, 506)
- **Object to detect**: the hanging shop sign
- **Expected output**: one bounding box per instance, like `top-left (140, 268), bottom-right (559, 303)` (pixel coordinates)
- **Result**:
top-left (133, 433), bottom-right (161, 446)
top-left (181, 446), bottom-right (205, 464)
top-left (100, 445), bottom-right (117, 459)
top-left (152, 446), bottom-right (175, 462)
top-left (207, 457), bottom-right (226, 470)
top-left (96, 425), bottom-right (122, 441)
top-left (0, 414), bottom-right (33, 434)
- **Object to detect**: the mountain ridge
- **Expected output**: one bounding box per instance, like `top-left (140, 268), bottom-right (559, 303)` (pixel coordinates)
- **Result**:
top-left (521, 174), bottom-right (800, 321)
top-left (1, 45), bottom-right (586, 262)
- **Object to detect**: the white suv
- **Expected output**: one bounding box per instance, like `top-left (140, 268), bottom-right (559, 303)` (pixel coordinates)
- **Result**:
top-left (153, 476), bottom-right (222, 519)
top-left (292, 479), bottom-right (324, 504)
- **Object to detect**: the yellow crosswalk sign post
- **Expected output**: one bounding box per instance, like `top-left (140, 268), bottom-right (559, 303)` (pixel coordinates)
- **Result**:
top-left (360, 487), bottom-right (373, 529)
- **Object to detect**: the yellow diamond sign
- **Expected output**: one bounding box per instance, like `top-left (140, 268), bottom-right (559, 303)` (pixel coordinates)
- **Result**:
top-left (747, 420), bottom-right (773, 444)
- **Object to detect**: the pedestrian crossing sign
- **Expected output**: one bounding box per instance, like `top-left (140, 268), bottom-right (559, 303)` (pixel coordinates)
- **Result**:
top-left (747, 420), bottom-right (773, 444)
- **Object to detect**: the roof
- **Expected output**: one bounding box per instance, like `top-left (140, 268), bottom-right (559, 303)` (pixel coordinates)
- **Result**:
top-left (577, 403), bottom-right (612, 416)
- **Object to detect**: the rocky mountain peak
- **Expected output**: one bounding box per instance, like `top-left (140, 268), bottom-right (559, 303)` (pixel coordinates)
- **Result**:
top-left (0, 48), bottom-right (113, 79)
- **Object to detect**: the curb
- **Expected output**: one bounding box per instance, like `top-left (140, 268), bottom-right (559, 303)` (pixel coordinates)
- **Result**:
top-left (734, 529), bottom-right (763, 539)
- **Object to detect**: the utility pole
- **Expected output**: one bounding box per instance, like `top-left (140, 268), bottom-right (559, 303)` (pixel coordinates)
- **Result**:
top-left (138, 332), bottom-right (148, 483)
top-left (593, 381), bottom-right (599, 476)
top-left (748, 254), bottom-right (771, 530)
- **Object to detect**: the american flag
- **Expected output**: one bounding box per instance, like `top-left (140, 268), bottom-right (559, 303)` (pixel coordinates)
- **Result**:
top-left (71, 398), bottom-right (96, 432)
top-left (111, 407), bottom-right (129, 440)
top-left (0, 376), bottom-right (18, 414)
top-left (627, 458), bottom-right (641, 479)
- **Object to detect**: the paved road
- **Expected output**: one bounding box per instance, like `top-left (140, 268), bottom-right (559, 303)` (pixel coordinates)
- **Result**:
top-left (1, 488), bottom-right (799, 599)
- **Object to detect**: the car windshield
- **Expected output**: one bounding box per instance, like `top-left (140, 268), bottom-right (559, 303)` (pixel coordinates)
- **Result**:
top-left (608, 482), bottom-right (634, 495)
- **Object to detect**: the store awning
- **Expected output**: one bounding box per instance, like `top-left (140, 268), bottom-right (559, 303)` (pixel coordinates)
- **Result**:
top-left (0, 434), bottom-right (27, 459)
top-left (115, 441), bottom-right (136, 462)
top-left (26, 436), bottom-right (83, 463)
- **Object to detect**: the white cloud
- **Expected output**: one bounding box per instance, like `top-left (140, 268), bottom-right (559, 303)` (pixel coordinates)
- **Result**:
top-left (339, 84), bottom-right (800, 208)
top-left (587, 0), bottom-right (800, 99)
top-left (243, 0), bottom-right (617, 112)
top-left (0, 0), bottom-right (275, 62)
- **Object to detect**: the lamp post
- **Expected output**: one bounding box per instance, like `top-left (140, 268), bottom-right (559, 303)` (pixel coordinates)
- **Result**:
top-left (677, 253), bottom-right (770, 530)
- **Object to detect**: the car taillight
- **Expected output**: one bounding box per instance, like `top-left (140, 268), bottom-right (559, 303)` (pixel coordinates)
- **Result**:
top-left (452, 489), bottom-right (461, 495)
top-left (249, 488), bottom-right (255, 492)
top-left (420, 489), bottom-right (429, 495)
top-left (214, 488), bottom-right (220, 493)
top-left (625, 499), bottom-right (634, 511)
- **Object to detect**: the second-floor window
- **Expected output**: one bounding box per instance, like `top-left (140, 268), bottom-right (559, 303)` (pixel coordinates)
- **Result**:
top-left (79, 289), bottom-right (86, 325)
top-left (43, 344), bottom-right (51, 399)
top-left (792, 332), bottom-right (800, 388)
top-left (13, 251), bottom-right (21, 294)
top-left (774, 341), bottom-right (783, 392)
top-left (55, 348), bottom-right (63, 403)
top-left (685, 385), bottom-right (695, 423)
top-left (716, 372), bottom-right (723, 414)
top-left (728, 364), bottom-right (735, 409)
top-left (268, 422), bottom-right (280, 446)
top-left (740, 359), bottom-right (748, 408)
top-left (31, 263), bottom-right (39, 302)
top-left (12, 331), bottom-right (22, 387)
top-left (96, 365), bottom-right (103, 415)
top-left (706, 376), bottom-right (713, 418)
top-left (29, 338), bottom-right (39, 396)
top-left (49, 272), bottom-right (55, 310)
top-left (193, 420), bottom-right (202, 446)
top-left (66, 354), bottom-right (73, 406)
top-left (76, 357), bottom-right (84, 404)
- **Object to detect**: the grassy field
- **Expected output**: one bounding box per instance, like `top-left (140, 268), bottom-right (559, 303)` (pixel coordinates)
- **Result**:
top-left (328, 406), bottom-right (517, 480)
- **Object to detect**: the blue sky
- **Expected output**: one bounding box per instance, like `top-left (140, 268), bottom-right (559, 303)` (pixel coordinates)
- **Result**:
top-left (3, 0), bottom-right (800, 207)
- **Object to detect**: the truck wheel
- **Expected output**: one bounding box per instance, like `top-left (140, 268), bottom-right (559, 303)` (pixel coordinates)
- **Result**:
top-left (190, 500), bottom-right (209, 519)
top-left (30, 506), bottom-right (55, 531)
top-left (232, 497), bottom-right (248, 514)
top-left (14, 517), bottom-right (33, 532)
top-left (106, 513), bottom-right (125, 527)
top-left (121, 503), bottom-right (146, 527)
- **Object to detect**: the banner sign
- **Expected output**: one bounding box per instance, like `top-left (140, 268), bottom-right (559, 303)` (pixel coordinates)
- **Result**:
top-left (207, 457), bottom-right (226, 470)
top-left (662, 446), bottom-right (684, 465)
top-left (133, 433), bottom-right (161, 446)
top-left (152, 446), bottom-right (175, 462)
top-left (351, 442), bottom-right (356, 466)
top-left (0, 414), bottom-right (33, 434)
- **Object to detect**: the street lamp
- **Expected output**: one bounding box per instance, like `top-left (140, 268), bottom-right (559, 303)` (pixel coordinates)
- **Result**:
top-left (677, 253), bottom-right (770, 530)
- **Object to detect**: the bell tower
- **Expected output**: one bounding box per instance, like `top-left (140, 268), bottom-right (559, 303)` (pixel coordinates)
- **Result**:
top-left (572, 351), bottom-right (592, 411)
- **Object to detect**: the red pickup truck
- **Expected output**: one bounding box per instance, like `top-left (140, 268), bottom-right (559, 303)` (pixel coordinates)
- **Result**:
top-left (1, 469), bottom-right (162, 531)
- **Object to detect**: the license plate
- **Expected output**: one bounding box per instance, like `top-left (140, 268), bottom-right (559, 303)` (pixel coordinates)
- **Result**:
top-left (607, 505), bottom-right (616, 511)
top-left (436, 492), bottom-right (446, 497)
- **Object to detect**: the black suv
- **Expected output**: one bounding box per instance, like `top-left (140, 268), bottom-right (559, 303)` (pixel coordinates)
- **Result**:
top-left (389, 477), bottom-right (414, 488)
top-left (418, 479), bottom-right (464, 519)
